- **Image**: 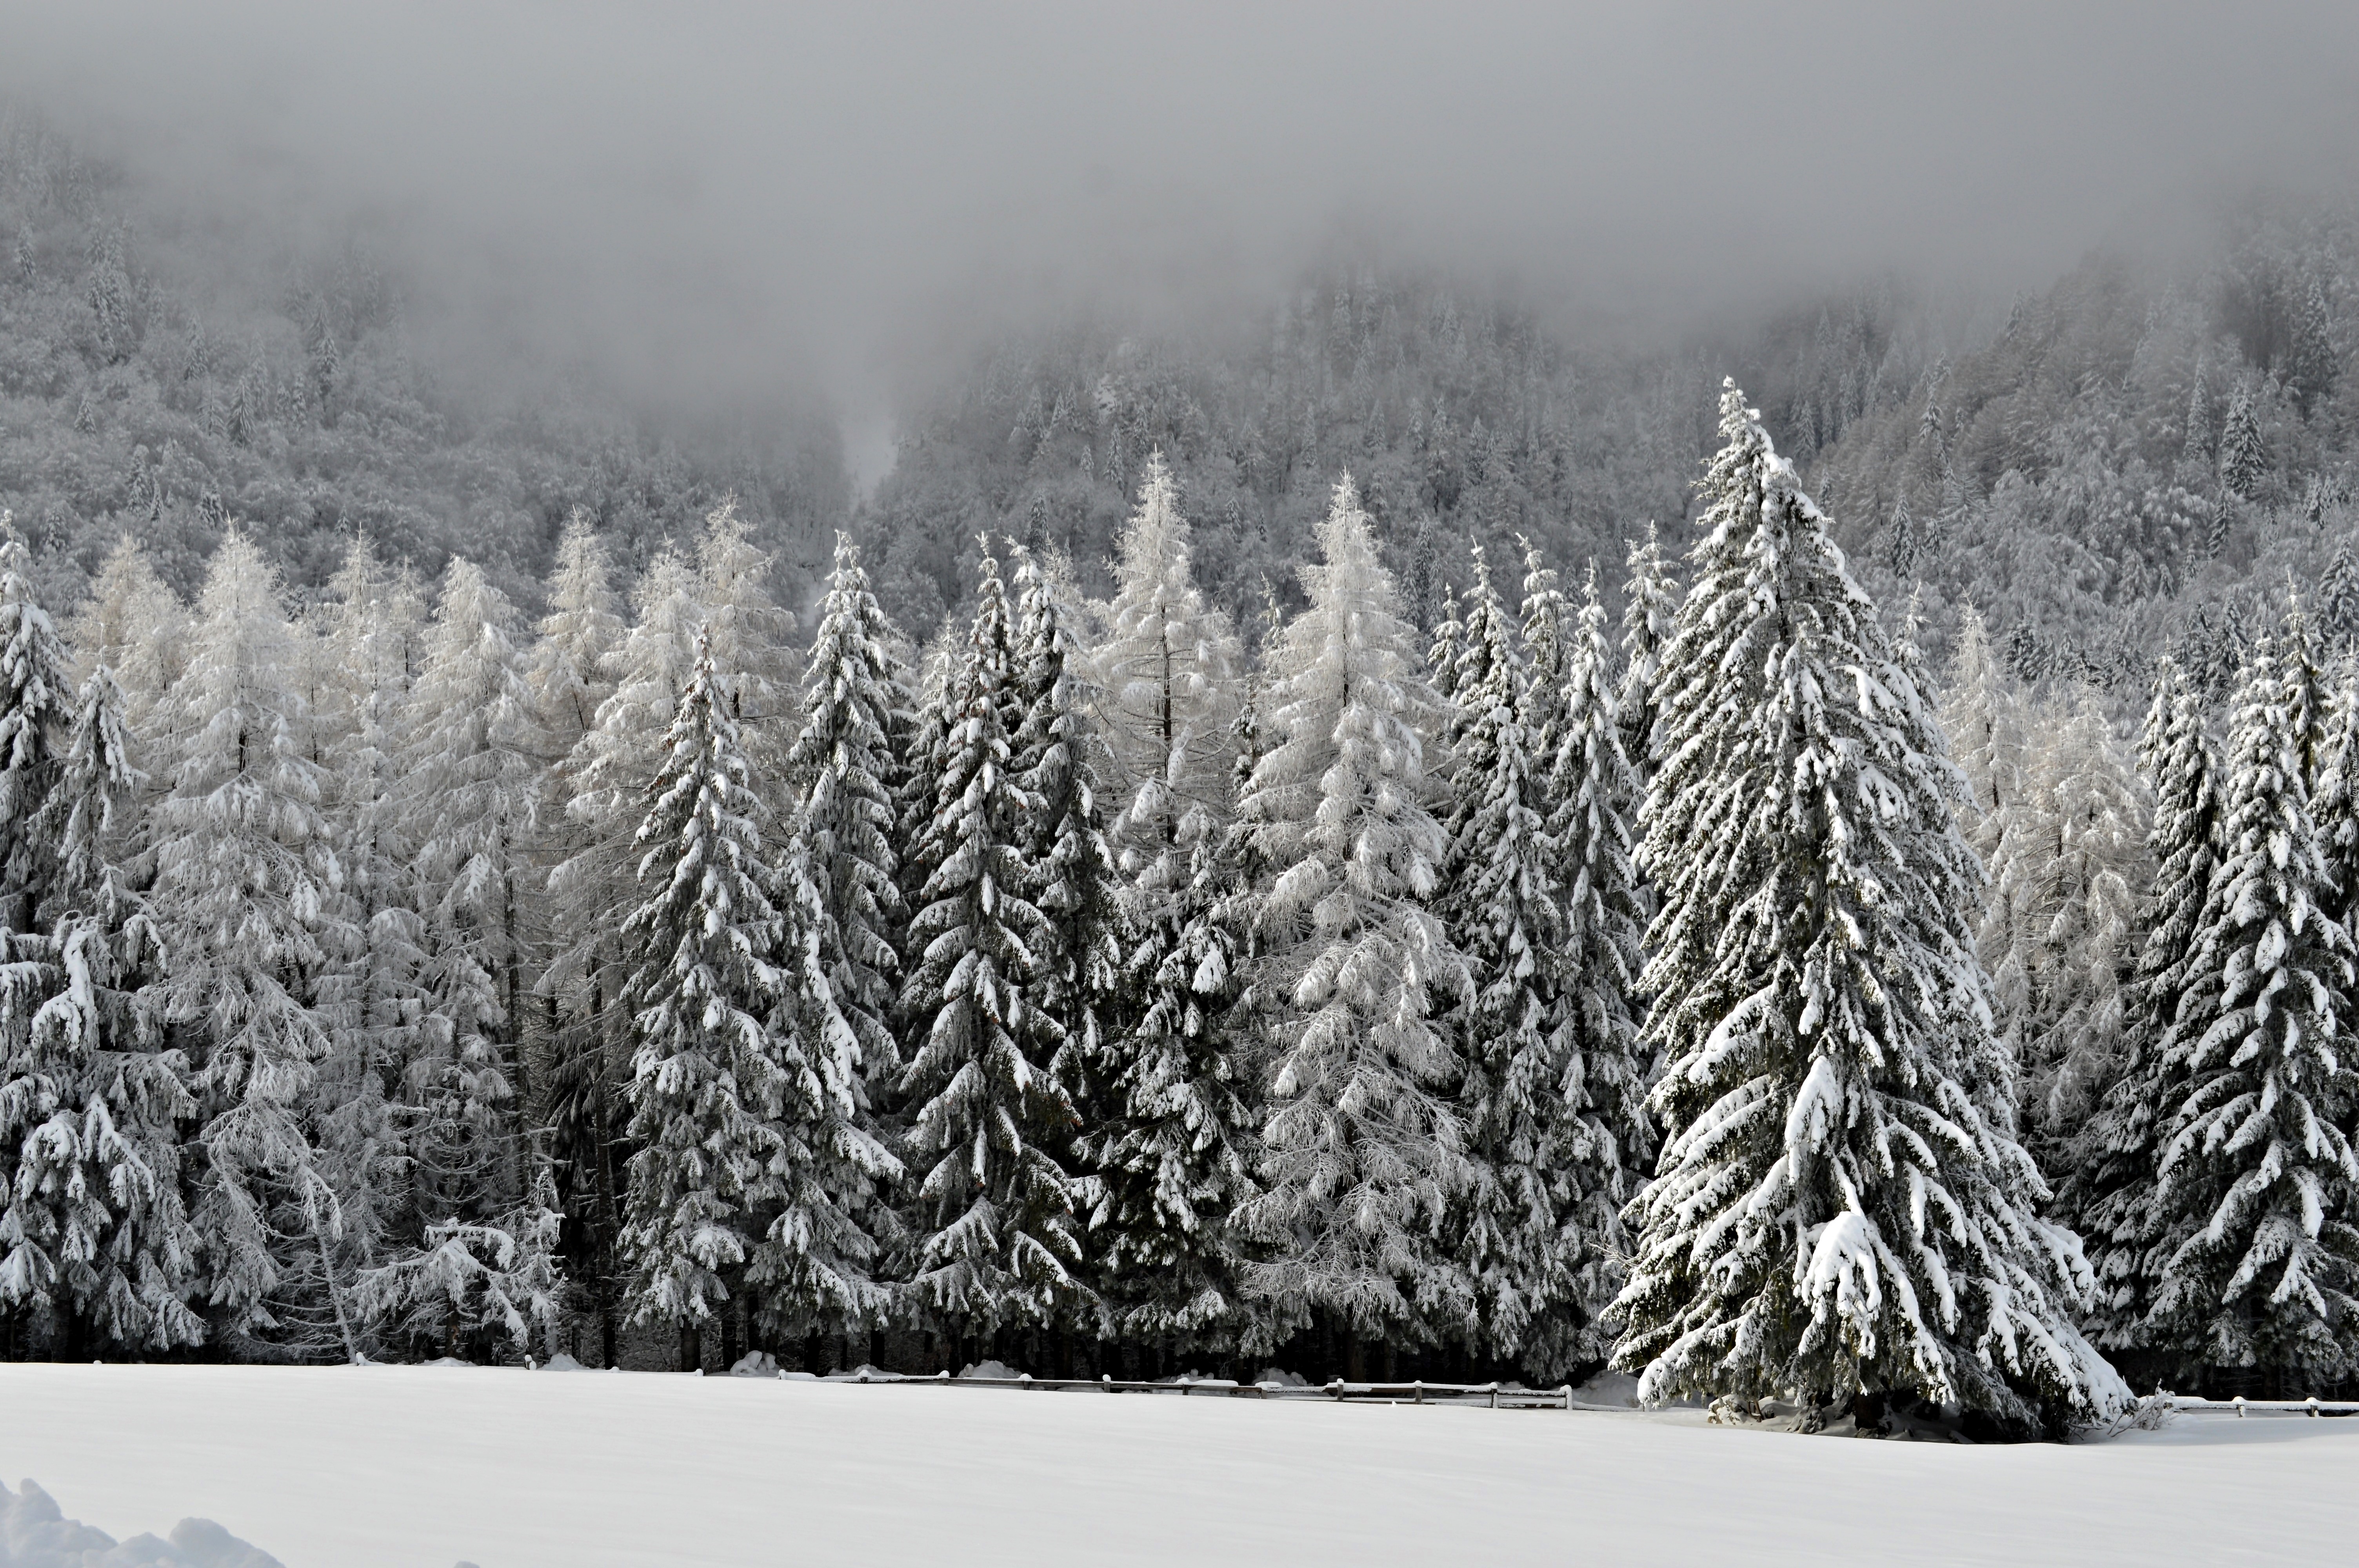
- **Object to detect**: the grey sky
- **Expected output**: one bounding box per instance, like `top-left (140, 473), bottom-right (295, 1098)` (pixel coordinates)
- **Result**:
top-left (7, 0), bottom-right (2355, 445)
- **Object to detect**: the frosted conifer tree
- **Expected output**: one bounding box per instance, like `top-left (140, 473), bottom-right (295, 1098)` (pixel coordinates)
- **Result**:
top-left (1009, 546), bottom-right (1125, 1117)
top-left (2319, 541), bottom-right (2359, 656)
top-left (2313, 657), bottom-right (2359, 949)
top-left (2220, 384), bottom-right (2267, 500)
top-left (1081, 462), bottom-right (1258, 1347)
top-left (698, 500), bottom-right (803, 795)
top-left (62, 534), bottom-right (187, 809)
top-left (1232, 476), bottom-right (1472, 1357)
top-left (2017, 691), bottom-right (2151, 1178)
top-left (148, 531), bottom-right (354, 1351)
top-left (898, 547), bottom-right (1088, 1338)
top-left (1616, 522), bottom-right (1679, 780)
top-left (388, 558), bottom-right (557, 1334)
top-left (1531, 568), bottom-right (1653, 1372)
top-left (788, 533), bottom-right (911, 1091)
top-left (2144, 638), bottom-right (2359, 1386)
top-left (0, 522), bottom-right (71, 938)
top-left (306, 537), bottom-right (430, 1322)
top-left (2065, 659), bottom-right (2223, 1357)
top-left (1, 599), bottom-right (203, 1353)
top-left (620, 635), bottom-right (893, 1365)
top-left (1612, 383), bottom-right (2125, 1432)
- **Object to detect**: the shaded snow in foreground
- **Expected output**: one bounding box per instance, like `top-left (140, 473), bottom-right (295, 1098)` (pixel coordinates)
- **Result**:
top-left (0, 1477), bottom-right (284, 1568)
top-left (5, 1364), bottom-right (2356, 1567)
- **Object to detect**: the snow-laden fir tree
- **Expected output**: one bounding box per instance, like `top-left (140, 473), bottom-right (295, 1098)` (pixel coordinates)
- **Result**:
top-left (620, 633), bottom-right (895, 1368)
top-left (2015, 690), bottom-right (2151, 1179)
top-left (62, 534), bottom-right (188, 811)
top-left (1530, 567), bottom-right (1653, 1372)
top-left (147, 530), bottom-right (356, 1354)
top-left (698, 501), bottom-right (802, 795)
top-left (788, 532), bottom-right (911, 1095)
top-left (897, 546), bottom-right (1088, 1341)
top-left (1232, 475), bottom-right (1472, 1361)
top-left (0, 521), bottom-right (71, 938)
top-left (2220, 384), bottom-right (2267, 500)
top-left (0, 593), bottom-right (203, 1354)
top-left (1612, 383), bottom-right (2126, 1432)
top-left (1009, 546), bottom-right (1125, 1120)
top-left (1093, 452), bottom-right (1243, 869)
top-left (304, 537), bottom-right (430, 1337)
top-left (2319, 541), bottom-right (2359, 656)
top-left (1616, 521), bottom-right (1679, 782)
top-left (523, 515), bottom-right (630, 1358)
top-left (2312, 657), bottom-right (2359, 962)
top-left (2063, 658), bottom-right (2223, 1360)
top-left (378, 557), bottom-right (560, 1352)
top-left (1074, 465), bottom-right (1257, 1347)
top-left (2143, 636), bottom-right (2359, 1388)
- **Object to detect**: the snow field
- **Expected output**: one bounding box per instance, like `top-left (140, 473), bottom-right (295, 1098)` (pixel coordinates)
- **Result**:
top-left (6, 1365), bottom-right (2358, 1568)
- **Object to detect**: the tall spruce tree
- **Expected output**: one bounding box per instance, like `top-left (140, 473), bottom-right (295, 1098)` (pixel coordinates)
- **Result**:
top-left (1, 580), bottom-right (203, 1354)
top-left (789, 533), bottom-right (911, 1096)
top-left (1009, 546), bottom-right (1125, 1121)
top-left (1082, 463), bottom-right (1257, 1349)
top-left (1617, 522), bottom-right (1679, 783)
top-left (2144, 637), bottom-right (2359, 1388)
top-left (1231, 476), bottom-right (1472, 1362)
top-left (148, 530), bottom-right (355, 1353)
top-left (1612, 383), bottom-right (2125, 1432)
top-left (2065, 659), bottom-right (2223, 1363)
top-left (620, 634), bottom-right (892, 1368)
top-left (897, 546), bottom-right (1089, 1342)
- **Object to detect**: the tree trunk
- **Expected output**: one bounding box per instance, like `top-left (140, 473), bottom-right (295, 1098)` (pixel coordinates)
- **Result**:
top-left (679, 1321), bottom-right (701, 1374)
top-left (1345, 1332), bottom-right (1365, 1383)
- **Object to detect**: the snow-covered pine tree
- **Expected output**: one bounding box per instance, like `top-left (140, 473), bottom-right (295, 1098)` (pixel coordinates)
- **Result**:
top-left (1093, 452), bottom-right (1243, 870)
top-left (148, 530), bottom-right (356, 1355)
top-left (305, 537), bottom-right (430, 1339)
top-left (2314, 656), bottom-right (2359, 958)
top-left (2016, 690), bottom-right (2151, 1179)
top-left (523, 514), bottom-right (630, 1360)
top-left (620, 633), bottom-right (894, 1369)
top-left (1075, 463), bottom-right (1258, 1348)
top-left (62, 534), bottom-right (188, 809)
top-left (2063, 658), bottom-right (2223, 1364)
top-left (1231, 475), bottom-right (1472, 1366)
top-left (2143, 637), bottom-right (2359, 1389)
top-left (788, 532), bottom-right (911, 1098)
top-left (0, 521), bottom-right (72, 939)
top-left (1616, 521), bottom-right (1679, 783)
top-left (2220, 384), bottom-right (2267, 500)
top-left (1530, 567), bottom-right (1653, 1375)
top-left (898, 545), bottom-right (1089, 1345)
top-left (2319, 541), bottom-right (2359, 657)
top-left (1008, 546), bottom-right (1125, 1122)
top-left (382, 557), bottom-right (559, 1351)
top-left (1612, 382), bottom-right (2125, 1432)
top-left (0, 580), bottom-right (203, 1355)
top-left (698, 500), bottom-right (802, 796)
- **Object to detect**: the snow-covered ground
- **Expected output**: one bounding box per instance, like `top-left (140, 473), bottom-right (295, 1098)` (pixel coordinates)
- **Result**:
top-left (5, 1364), bottom-right (2355, 1567)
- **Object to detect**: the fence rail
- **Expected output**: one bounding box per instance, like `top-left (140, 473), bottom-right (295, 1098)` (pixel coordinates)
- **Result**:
top-left (816, 1369), bottom-right (1611, 1409)
top-left (2164, 1395), bottom-right (2359, 1418)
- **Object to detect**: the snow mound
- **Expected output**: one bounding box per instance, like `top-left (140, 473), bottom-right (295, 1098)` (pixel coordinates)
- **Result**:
top-left (957, 1361), bottom-right (1018, 1381)
top-left (420, 1358), bottom-right (471, 1370)
top-left (823, 1365), bottom-right (894, 1381)
top-left (1254, 1368), bottom-right (1309, 1388)
top-left (1, 1477), bottom-right (284, 1568)
top-left (729, 1352), bottom-right (780, 1378)
top-left (1571, 1370), bottom-right (1640, 1408)
top-left (539, 1354), bottom-right (588, 1372)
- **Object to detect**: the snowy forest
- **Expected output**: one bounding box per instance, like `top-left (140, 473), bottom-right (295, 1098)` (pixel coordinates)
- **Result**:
top-left (8, 107), bottom-right (2359, 1441)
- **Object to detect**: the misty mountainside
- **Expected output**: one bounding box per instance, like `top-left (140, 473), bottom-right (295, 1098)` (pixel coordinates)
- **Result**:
top-left (868, 209), bottom-right (2359, 695)
top-left (5, 103), bottom-right (2359, 691)
top-left (0, 118), bottom-right (849, 615)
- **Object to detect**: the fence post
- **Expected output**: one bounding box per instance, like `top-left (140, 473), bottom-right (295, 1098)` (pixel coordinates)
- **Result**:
top-left (2233, 1396), bottom-right (2246, 1419)
top-left (1329, 1379), bottom-right (1345, 1402)
top-left (1412, 1380), bottom-right (1423, 1405)
top-left (1488, 1382), bottom-right (1498, 1410)
top-left (1561, 1384), bottom-right (1573, 1411)
top-left (2309, 1397), bottom-right (2321, 1418)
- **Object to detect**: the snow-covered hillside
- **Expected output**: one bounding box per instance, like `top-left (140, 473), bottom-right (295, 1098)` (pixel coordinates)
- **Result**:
top-left (5, 1365), bottom-right (2354, 1568)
